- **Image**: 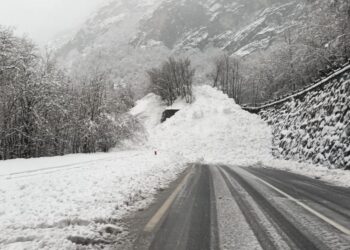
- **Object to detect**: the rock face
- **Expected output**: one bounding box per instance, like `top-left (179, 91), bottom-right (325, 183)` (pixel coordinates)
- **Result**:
top-left (260, 69), bottom-right (350, 169)
top-left (134, 0), bottom-right (304, 56)
top-left (55, 0), bottom-right (305, 64)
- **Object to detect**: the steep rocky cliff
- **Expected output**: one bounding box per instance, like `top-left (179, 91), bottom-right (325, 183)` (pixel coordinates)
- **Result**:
top-left (134, 0), bottom-right (304, 56)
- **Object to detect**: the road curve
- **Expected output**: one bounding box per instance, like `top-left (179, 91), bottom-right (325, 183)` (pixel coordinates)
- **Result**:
top-left (132, 164), bottom-right (350, 250)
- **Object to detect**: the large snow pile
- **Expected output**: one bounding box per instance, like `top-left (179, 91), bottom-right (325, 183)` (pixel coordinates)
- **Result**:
top-left (130, 93), bottom-right (165, 133)
top-left (260, 71), bottom-right (350, 169)
top-left (132, 84), bottom-right (350, 187)
top-left (134, 85), bottom-right (273, 165)
top-left (0, 151), bottom-right (186, 249)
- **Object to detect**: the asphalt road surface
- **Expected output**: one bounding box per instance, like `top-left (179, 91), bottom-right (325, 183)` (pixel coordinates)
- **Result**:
top-left (128, 164), bottom-right (350, 250)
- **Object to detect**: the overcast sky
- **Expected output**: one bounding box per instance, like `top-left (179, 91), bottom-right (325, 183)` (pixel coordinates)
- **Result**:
top-left (0, 0), bottom-right (107, 45)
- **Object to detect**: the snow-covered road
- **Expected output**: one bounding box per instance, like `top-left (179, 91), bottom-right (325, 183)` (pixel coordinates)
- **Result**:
top-left (132, 164), bottom-right (350, 250)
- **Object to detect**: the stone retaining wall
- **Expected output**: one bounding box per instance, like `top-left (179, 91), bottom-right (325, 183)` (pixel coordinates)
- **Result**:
top-left (259, 71), bottom-right (350, 169)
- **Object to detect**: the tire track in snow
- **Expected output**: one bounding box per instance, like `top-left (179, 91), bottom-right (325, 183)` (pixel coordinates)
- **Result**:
top-left (220, 165), bottom-right (319, 250)
top-left (218, 168), bottom-right (279, 250)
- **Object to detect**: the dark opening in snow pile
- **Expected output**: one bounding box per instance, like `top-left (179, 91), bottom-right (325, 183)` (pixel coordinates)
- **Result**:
top-left (260, 70), bottom-right (350, 169)
top-left (161, 109), bottom-right (180, 123)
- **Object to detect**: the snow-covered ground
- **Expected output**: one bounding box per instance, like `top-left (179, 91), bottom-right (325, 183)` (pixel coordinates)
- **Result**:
top-left (0, 153), bottom-right (110, 177)
top-left (0, 151), bottom-right (187, 249)
top-left (1, 84), bottom-right (349, 249)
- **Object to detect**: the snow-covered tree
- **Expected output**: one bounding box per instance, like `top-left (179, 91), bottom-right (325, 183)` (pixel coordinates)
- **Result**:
top-left (0, 27), bottom-right (140, 160)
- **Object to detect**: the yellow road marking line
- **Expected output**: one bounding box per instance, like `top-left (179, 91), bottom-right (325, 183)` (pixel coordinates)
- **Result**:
top-left (144, 167), bottom-right (193, 232)
top-left (257, 177), bottom-right (350, 236)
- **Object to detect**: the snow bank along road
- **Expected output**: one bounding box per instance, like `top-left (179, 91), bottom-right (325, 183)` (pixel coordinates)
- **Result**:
top-left (131, 164), bottom-right (350, 250)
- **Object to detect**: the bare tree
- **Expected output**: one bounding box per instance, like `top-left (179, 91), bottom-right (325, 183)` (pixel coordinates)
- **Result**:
top-left (148, 57), bottom-right (195, 106)
top-left (211, 54), bottom-right (243, 104)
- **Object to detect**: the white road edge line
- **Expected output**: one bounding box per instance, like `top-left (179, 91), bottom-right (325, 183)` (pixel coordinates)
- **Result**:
top-left (144, 166), bottom-right (193, 232)
top-left (257, 177), bottom-right (350, 236)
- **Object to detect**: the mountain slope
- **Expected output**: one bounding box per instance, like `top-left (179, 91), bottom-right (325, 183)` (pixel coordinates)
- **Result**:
top-left (55, 0), bottom-right (165, 67)
top-left (56, 0), bottom-right (305, 63)
top-left (133, 0), bottom-right (304, 56)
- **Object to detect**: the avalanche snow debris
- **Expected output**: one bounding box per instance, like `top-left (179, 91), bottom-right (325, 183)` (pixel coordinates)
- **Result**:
top-left (136, 85), bottom-right (273, 165)
top-left (133, 84), bottom-right (350, 187)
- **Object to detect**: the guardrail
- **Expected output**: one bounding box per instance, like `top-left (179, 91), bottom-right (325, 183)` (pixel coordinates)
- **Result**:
top-left (242, 61), bottom-right (350, 114)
